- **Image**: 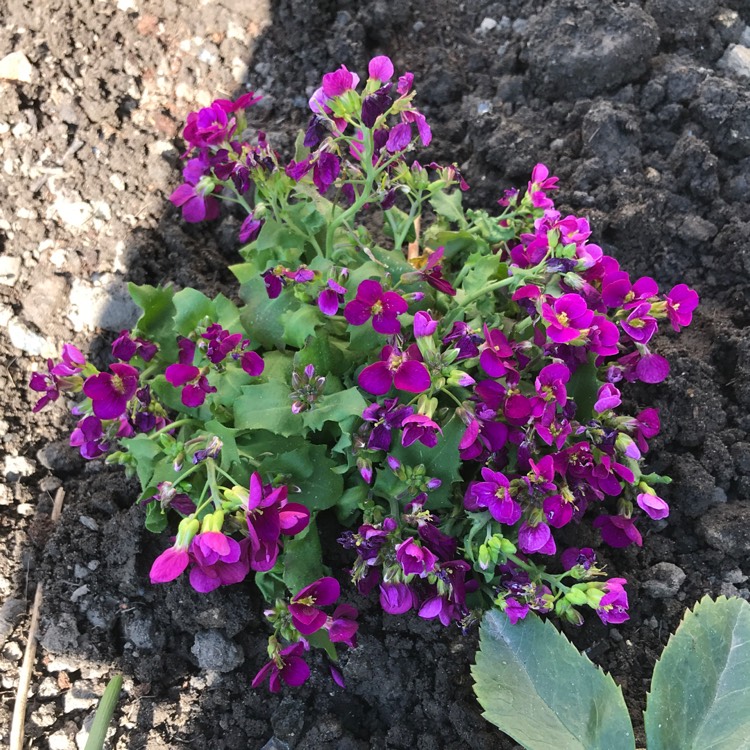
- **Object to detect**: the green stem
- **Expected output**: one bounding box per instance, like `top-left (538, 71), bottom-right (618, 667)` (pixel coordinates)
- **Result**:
top-left (393, 191), bottom-right (424, 253)
top-left (439, 387), bottom-right (465, 410)
top-left (213, 464), bottom-right (247, 486)
top-left (148, 418), bottom-right (197, 440)
top-left (206, 460), bottom-right (222, 510)
top-left (173, 461), bottom-right (204, 487)
top-left (506, 552), bottom-right (571, 595)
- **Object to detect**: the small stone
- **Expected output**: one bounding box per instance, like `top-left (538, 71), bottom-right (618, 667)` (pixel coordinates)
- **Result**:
top-left (478, 17), bottom-right (497, 32)
top-left (0, 255), bottom-right (21, 286)
top-left (261, 740), bottom-right (291, 750)
top-left (63, 680), bottom-right (100, 713)
top-left (191, 630), bottom-right (244, 673)
top-left (109, 173), bottom-right (126, 191)
top-left (117, 0), bottom-right (137, 10)
top-left (12, 121), bottom-right (31, 137)
top-left (724, 568), bottom-right (748, 584)
top-left (720, 45), bottom-right (750, 79)
top-left (7, 318), bottom-right (56, 357)
top-left (79, 516), bottom-right (99, 531)
top-left (40, 614), bottom-right (80, 654)
top-left (0, 52), bottom-right (34, 83)
top-left (70, 585), bottom-right (89, 602)
top-left (52, 198), bottom-right (93, 229)
top-left (38, 676), bottom-right (60, 697)
top-left (16, 503), bottom-right (34, 516)
top-left (642, 562), bottom-right (687, 599)
top-left (3, 641), bottom-right (22, 660)
top-left (74, 565), bottom-right (89, 579)
top-left (48, 731), bottom-right (76, 750)
top-left (3, 455), bottom-right (36, 481)
top-left (37, 440), bottom-right (85, 476)
top-left (30, 703), bottom-right (57, 728)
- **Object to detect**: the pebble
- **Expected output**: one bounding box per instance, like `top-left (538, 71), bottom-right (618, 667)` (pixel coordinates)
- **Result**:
top-left (642, 562), bottom-right (687, 599)
top-left (0, 255), bottom-right (21, 286)
top-left (31, 703), bottom-right (57, 728)
top-left (38, 676), bottom-right (60, 697)
top-left (261, 739), bottom-right (291, 750)
top-left (191, 630), bottom-right (245, 673)
top-left (7, 317), bottom-right (57, 357)
top-left (478, 17), bottom-right (497, 32)
top-left (719, 45), bottom-right (750, 79)
top-left (3, 640), bottom-right (22, 660)
top-left (48, 732), bottom-right (76, 750)
top-left (70, 585), bottom-right (89, 602)
top-left (0, 51), bottom-right (34, 83)
top-left (63, 680), bottom-right (100, 712)
top-left (79, 515), bottom-right (99, 531)
top-left (3, 455), bottom-right (36, 481)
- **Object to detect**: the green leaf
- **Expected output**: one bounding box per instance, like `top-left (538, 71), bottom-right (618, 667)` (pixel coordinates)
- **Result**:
top-left (335, 483), bottom-right (368, 525)
top-left (390, 416), bottom-right (464, 508)
top-left (120, 434), bottom-right (162, 489)
top-left (234, 382), bottom-right (304, 437)
top-left (306, 628), bottom-right (338, 661)
top-left (145, 501), bottom-right (168, 533)
top-left (239, 277), bottom-right (300, 349)
top-left (254, 563), bottom-right (286, 603)
top-left (281, 304), bottom-right (322, 348)
top-left (645, 596), bottom-right (750, 750)
top-left (203, 420), bottom-right (241, 474)
top-left (83, 675), bottom-right (123, 750)
top-left (568, 357), bottom-right (599, 421)
top-left (283, 520), bottom-right (324, 593)
top-left (295, 332), bottom-right (347, 377)
top-left (473, 610), bottom-right (635, 750)
top-left (128, 283), bottom-right (177, 359)
top-left (213, 293), bottom-right (242, 333)
top-left (172, 288), bottom-right (213, 335)
top-left (302, 388), bottom-right (367, 432)
top-left (429, 190), bottom-right (465, 225)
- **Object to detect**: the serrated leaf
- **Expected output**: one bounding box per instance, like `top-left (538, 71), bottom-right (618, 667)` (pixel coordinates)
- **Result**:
top-left (302, 388), bottom-right (367, 432)
top-left (145, 501), bottom-right (168, 533)
top-left (645, 596), bottom-right (750, 750)
top-left (282, 304), bottom-right (322, 348)
top-left (473, 609), bottom-right (635, 750)
top-left (234, 382), bottom-right (304, 437)
top-left (172, 288), bottom-right (213, 335)
top-left (120, 433), bottom-right (162, 489)
top-left (430, 190), bottom-right (465, 225)
top-left (239, 277), bottom-right (300, 349)
top-left (128, 283), bottom-right (177, 360)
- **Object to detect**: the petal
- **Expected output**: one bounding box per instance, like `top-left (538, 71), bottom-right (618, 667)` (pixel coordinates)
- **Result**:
top-left (393, 361), bottom-right (430, 393)
top-left (344, 299), bottom-right (372, 326)
top-left (372, 314), bottom-right (402, 335)
top-left (356, 279), bottom-right (383, 306)
top-left (358, 362), bottom-right (393, 395)
top-left (165, 363), bottom-right (199, 387)
top-left (149, 547), bottom-right (189, 584)
top-left (281, 656), bottom-right (310, 687)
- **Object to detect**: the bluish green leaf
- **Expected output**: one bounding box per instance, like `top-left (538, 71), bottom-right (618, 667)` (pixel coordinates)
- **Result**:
top-left (473, 609), bottom-right (635, 750)
top-left (234, 382), bottom-right (304, 437)
top-left (145, 501), bottom-right (168, 533)
top-left (281, 304), bottom-right (322, 348)
top-left (430, 190), bottom-right (465, 226)
top-left (645, 596), bottom-right (750, 750)
top-left (120, 433), bottom-right (162, 489)
top-left (239, 277), bottom-right (300, 349)
top-left (128, 283), bottom-right (177, 359)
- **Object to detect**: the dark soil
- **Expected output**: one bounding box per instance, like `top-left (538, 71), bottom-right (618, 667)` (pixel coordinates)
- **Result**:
top-left (2, 0), bottom-right (750, 748)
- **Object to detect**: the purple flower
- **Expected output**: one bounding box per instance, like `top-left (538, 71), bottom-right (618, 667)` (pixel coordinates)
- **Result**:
top-left (637, 491), bottom-right (669, 520)
top-left (169, 156), bottom-right (221, 224)
top-left (358, 345), bottom-right (431, 396)
top-left (164, 361), bottom-right (216, 408)
top-left (561, 547), bottom-right (597, 572)
top-left (596, 578), bottom-right (629, 625)
top-left (362, 398), bottom-right (413, 451)
top-left (593, 514), bottom-right (643, 548)
top-left (401, 414), bottom-right (442, 448)
top-left (518, 521), bottom-right (554, 555)
top-left (413, 311), bottom-right (438, 338)
top-left (239, 214), bottom-right (264, 243)
top-left (416, 247), bottom-right (456, 296)
top-left (326, 603), bottom-right (359, 648)
top-left (30, 344), bottom-right (86, 412)
top-left (621, 302), bottom-right (657, 344)
top-left (182, 102), bottom-right (236, 148)
top-left (361, 86), bottom-right (392, 128)
top-left (479, 327), bottom-right (514, 377)
top-left (202, 324), bottom-right (243, 364)
top-left (395, 538), bottom-right (438, 578)
top-left (665, 284), bottom-right (699, 331)
top-left (188, 530), bottom-right (248, 593)
top-left (401, 110), bottom-right (432, 146)
top-left (534, 362), bottom-right (571, 405)
top-left (83, 363), bottom-right (139, 419)
top-left (504, 597), bottom-right (530, 624)
top-left (289, 576), bottom-right (341, 635)
top-left (318, 278), bottom-right (348, 316)
top-left (379, 582), bottom-right (417, 615)
top-left (252, 642), bottom-right (310, 693)
top-left (466, 468), bottom-right (522, 526)
top-left (344, 280), bottom-right (408, 334)
top-left (245, 472), bottom-right (310, 572)
top-left (313, 152), bottom-right (341, 194)
top-left (69, 415), bottom-right (110, 459)
top-left (111, 332), bottom-right (158, 363)
top-left (386, 123), bottom-right (412, 152)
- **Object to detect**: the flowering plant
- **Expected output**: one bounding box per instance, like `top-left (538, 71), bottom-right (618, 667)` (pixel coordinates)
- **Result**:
top-left (31, 57), bottom-right (698, 691)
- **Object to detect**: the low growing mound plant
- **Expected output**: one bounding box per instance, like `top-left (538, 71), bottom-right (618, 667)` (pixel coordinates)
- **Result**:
top-left (31, 57), bottom-right (699, 693)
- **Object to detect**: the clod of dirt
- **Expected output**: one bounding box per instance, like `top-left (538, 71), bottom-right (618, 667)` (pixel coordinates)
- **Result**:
top-left (191, 629), bottom-right (245, 673)
top-left (642, 562), bottom-right (687, 598)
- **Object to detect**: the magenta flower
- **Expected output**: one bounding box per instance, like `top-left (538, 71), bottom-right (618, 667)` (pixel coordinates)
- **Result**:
top-left (621, 302), bottom-right (657, 343)
top-left (30, 344), bottom-right (86, 412)
top-left (313, 152), bottom-right (341, 194)
top-left (504, 597), bottom-right (530, 625)
top-left (518, 521), bottom-right (554, 555)
top-left (414, 247), bottom-right (456, 296)
top-left (561, 547), bottom-right (597, 572)
top-left (665, 283), bottom-right (699, 331)
top-left (239, 214), bottom-right (264, 243)
top-left (637, 491), bottom-right (669, 520)
top-left (594, 383), bottom-right (621, 413)
top-left (182, 102), bottom-right (236, 148)
top-left (368, 55), bottom-right (394, 82)
top-left (83, 363), bottom-right (139, 419)
top-left (252, 642), bottom-right (310, 693)
top-left (593, 514), bottom-right (643, 548)
top-left (69, 415), bottom-right (110, 459)
top-left (379, 582), bottom-right (417, 615)
top-left (362, 398), bottom-right (413, 451)
top-left (401, 414), bottom-right (442, 448)
top-left (326, 604), bottom-right (359, 648)
top-left (169, 155), bottom-right (220, 224)
top-left (245, 472), bottom-right (310, 572)
top-left (165, 362), bottom-right (216, 408)
top-left (386, 123), bottom-right (412, 152)
top-left (318, 278), bottom-right (348, 316)
top-left (534, 362), bottom-right (571, 405)
top-left (149, 517), bottom-right (199, 584)
top-left (541, 294), bottom-right (594, 343)
top-left (479, 327), bottom-right (514, 377)
top-left (344, 280), bottom-right (408, 334)
top-left (289, 576), bottom-right (341, 635)
top-left (395, 538), bottom-right (438, 578)
top-left (189, 532), bottom-right (249, 593)
top-left (596, 578), bottom-right (629, 625)
top-left (413, 310), bottom-right (438, 338)
top-left (358, 345), bottom-right (430, 396)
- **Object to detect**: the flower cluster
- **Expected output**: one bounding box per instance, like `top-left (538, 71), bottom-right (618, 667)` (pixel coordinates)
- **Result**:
top-left (30, 56), bottom-right (698, 694)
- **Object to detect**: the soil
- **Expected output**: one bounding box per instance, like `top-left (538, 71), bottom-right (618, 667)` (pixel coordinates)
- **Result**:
top-left (2, 0), bottom-right (750, 748)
